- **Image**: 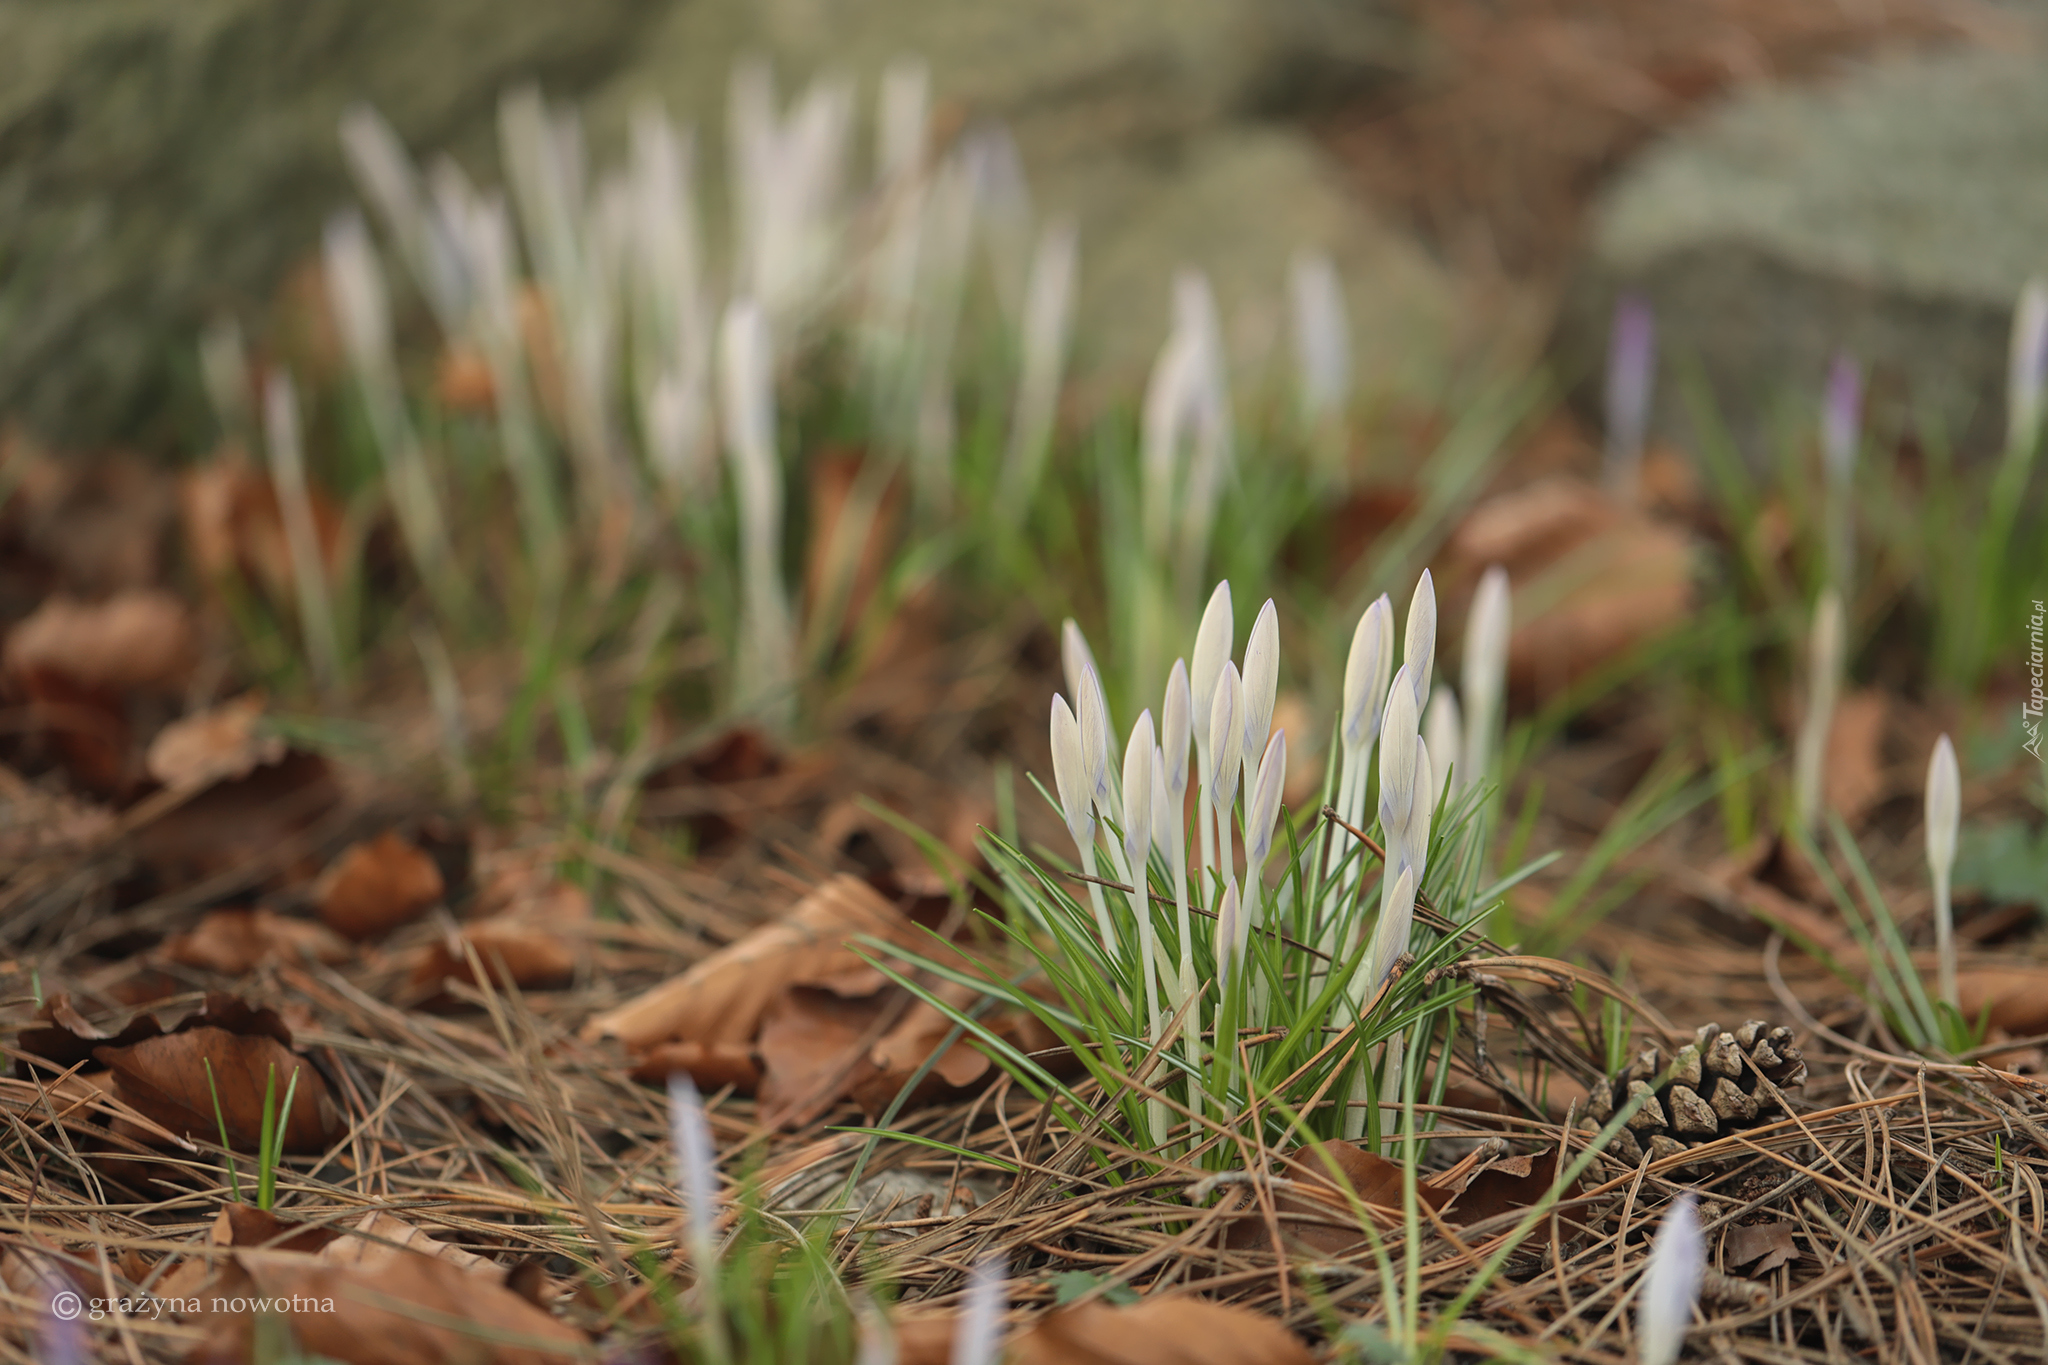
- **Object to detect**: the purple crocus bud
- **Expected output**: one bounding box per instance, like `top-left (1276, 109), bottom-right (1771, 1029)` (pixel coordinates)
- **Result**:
top-left (2010, 279), bottom-right (2048, 451)
top-left (1603, 294), bottom-right (1656, 498)
top-left (1822, 354), bottom-right (1861, 485)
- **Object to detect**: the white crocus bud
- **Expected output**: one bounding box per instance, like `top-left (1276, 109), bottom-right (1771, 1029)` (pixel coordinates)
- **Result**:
top-left (1215, 882), bottom-right (1242, 980)
top-left (1000, 219), bottom-right (1079, 514)
top-left (1341, 594), bottom-right (1396, 757)
top-left (1061, 619), bottom-right (1107, 729)
top-left (1404, 569), bottom-right (1437, 709)
top-left (1461, 566), bottom-right (1511, 790)
top-left (1422, 687), bottom-right (1461, 796)
top-left (1122, 711), bottom-right (1163, 1088)
top-left (1637, 1193), bottom-right (1704, 1365)
top-left (1289, 250), bottom-right (1351, 435)
top-left (1791, 588), bottom-right (1843, 836)
top-left (1153, 747), bottom-right (1197, 1034)
top-left (719, 299), bottom-right (796, 730)
top-left (1140, 322), bottom-right (1201, 563)
top-left (1403, 739), bottom-right (1435, 891)
top-left (1122, 712), bottom-right (1157, 885)
top-left (1049, 696), bottom-right (1093, 853)
top-left (1209, 662), bottom-right (1244, 809)
top-left (1377, 665), bottom-right (1420, 875)
top-left (2009, 279), bottom-right (2048, 453)
top-left (1926, 734), bottom-right (1961, 1010)
top-left (666, 1072), bottom-right (722, 1274)
top-left (1191, 581), bottom-right (1235, 749)
top-left (1328, 593), bottom-right (1396, 882)
top-left (1240, 599), bottom-right (1280, 793)
top-left (1151, 748), bottom-right (1182, 877)
top-left (1244, 730), bottom-right (1288, 875)
top-left (1208, 661), bottom-right (1244, 899)
top-left (1078, 659), bottom-right (1116, 819)
top-left (1161, 658), bottom-right (1193, 804)
top-left (1367, 865), bottom-right (1416, 993)
top-left (262, 372), bottom-right (343, 696)
top-left (1052, 693), bottom-right (1116, 949)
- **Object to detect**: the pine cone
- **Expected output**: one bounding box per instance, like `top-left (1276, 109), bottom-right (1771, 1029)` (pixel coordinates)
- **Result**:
top-left (1579, 1020), bottom-right (1808, 1167)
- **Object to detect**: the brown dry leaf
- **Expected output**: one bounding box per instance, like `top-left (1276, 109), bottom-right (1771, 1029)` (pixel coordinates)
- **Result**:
top-left (1009, 1296), bottom-right (1318, 1365)
top-left (130, 749), bottom-right (340, 884)
top-left (3, 588), bottom-right (195, 694)
top-left (757, 978), bottom-right (895, 1128)
top-left (186, 1246), bottom-right (583, 1365)
top-left (1725, 1219), bottom-right (1800, 1276)
top-left (852, 991), bottom-right (1008, 1112)
top-left (316, 830), bottom-right (447, 940)
top-left (180, 458), bottom-right (345, 609)
top-left (160, 908), bottom-right (354, 975)
top-left (628, 1039), bottom-right (763, 1091)
top-left (146, 694), bottom-right (286, 792)
top-left (0, 766), bottom-right (114, 860)
top-left (406, 862), bottom-right (588, 996)
top-left (3, 589), bottom-right (197, 795)
top-left (1824, 689), bottom-right (1890, 828)
top-left (1232, 1143), bottom-right (1454, 1255)
top-left (15, 992), bottom-right (166, 1078)
top-left (1445, 476), bottom-right (1695, 699)
top-left (1958, 968), bottom-right (2048, 1036)
top-left (1443, 1144), bottom-right (1579, 1227)
top-left (581, 874), bottom-right (920, 1051)
top-left (816, 794), bottom-right (989, 898)
top-left (214, 1203), bottom-right (343, 1255)
top-left (1, 443), bottom-right (175, 591)
top-left (324, 1210), bottom-right (497, 1275)
top-left (410, 919), bottom-right (580, 994)
top-left (93, 1000), bottom-right (341, 1153)
top-left (891, 1315), bottom-right (961, 1365)
top-left (640, 725), bottom-right (791, 849)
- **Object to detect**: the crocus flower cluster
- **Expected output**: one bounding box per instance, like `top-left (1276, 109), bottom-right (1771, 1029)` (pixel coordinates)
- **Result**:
top-left (1047, 565), bottom-right (1511, 1139)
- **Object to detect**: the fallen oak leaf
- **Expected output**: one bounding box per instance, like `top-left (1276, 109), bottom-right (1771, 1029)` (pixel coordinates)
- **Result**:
top-left (1724, 1219), bottom-right (1800, 1276)
top-left (159, 908), bottom-right (353, 976)
top-left (3, 588), bottom-right (195, 695)
top-left (756, 974), bottom-right (895, 1129)
top-left (186, 1245), bottom-right (584, 1365)
top-left (1443, 476), bottom-right (1695, 700)
top-left (628, 1040), bottom-right (762, 1091)
top-left (1232, 1142), bottom-right (1453, 1255)
top-left (130, 748), bottom-right (340, 885)
top-left (1441, 1143), bottom-right (1581, 1228)
top-left (1008, 1295), bottom-right (1318, 1365)
top-left (93, 1003), bottom-right (341, 1153)
top-left (580, 873), bottom-right (923, 1052)
top-left (213, 1203), bottom-right (343, 1255)
top-left (1958, 967), bottom-right (2048, 1036)
top-left (14, 992), bottom-right (165, 1079)
top-left (2, 589), bottom-right (196, 797)
top-left (316, 830), bottom-right (447, 941)
top-left (408, 918), bottom-right (580, 995)
top-left (324, 1210), bottom-right (498, 1276)
top-left (145, 693), bottom-right (288, 792)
